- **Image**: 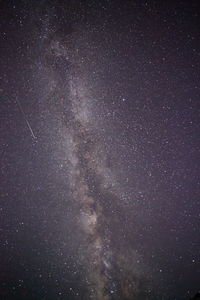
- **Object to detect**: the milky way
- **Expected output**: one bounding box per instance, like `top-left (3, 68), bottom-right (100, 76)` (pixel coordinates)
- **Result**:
top-left (40, 27), bottom-right (145, 299)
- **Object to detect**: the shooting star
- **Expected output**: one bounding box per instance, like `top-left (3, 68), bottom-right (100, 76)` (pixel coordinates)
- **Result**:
top-left (16, 99), bottom-right (37, 139)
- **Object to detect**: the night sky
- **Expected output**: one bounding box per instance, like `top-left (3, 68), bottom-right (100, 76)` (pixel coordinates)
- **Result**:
top-left (1, 1), bottom-right (200, 299)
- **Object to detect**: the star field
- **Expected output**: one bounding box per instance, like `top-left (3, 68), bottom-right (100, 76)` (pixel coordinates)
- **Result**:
top-left (0, 1), bottom-right (200, 299)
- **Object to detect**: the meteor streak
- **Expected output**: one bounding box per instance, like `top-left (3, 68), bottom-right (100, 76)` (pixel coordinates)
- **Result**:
top-left (16, 99), bottom-right (37, 139)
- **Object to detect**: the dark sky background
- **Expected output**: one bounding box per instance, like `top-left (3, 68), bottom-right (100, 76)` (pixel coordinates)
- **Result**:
top-left (0, 1), bottom-right (200, 300)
